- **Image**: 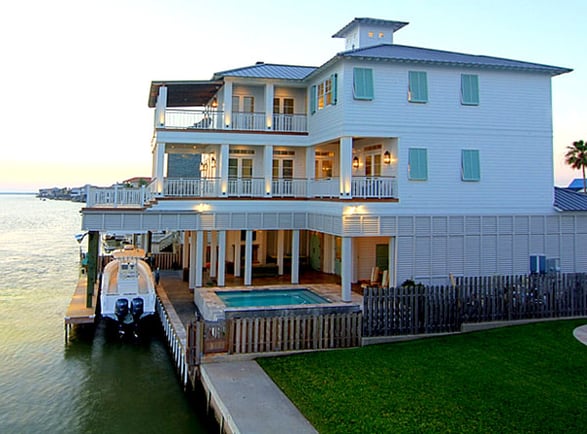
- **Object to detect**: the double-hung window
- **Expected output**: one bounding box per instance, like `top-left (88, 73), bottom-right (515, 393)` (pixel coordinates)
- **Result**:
top-left (353, 67), bottom-right (374, 100)
top-left (408, 148), bottom-right (428, 180)
top-left (408, 71), bottom-right (428, 103)
top-left (461, 74), bottom-right (480, 105)
top-left (310, 74), bottom-right (338, 114)
top-left (461, 149), bottom-right (480, 181)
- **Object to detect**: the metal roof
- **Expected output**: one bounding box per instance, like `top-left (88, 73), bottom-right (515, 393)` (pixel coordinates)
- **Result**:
top-left (568, 178), bottom-right (586, 191)
top-left (213, 63), bottom-right (317, 81)
top-left (554, 187), bottom-right (587, 211)
top-left (332, 18), bottom-right (409, 38)
top-left (337, 44), bottom-right (572, 76)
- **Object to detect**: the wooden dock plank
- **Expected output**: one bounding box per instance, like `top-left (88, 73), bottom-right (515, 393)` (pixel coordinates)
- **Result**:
top-left (64, 274), bottom-right (98, 325)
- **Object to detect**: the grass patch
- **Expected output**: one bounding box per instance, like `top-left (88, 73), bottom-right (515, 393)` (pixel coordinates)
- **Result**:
top-left (258, 319), bottom-right (587, 433)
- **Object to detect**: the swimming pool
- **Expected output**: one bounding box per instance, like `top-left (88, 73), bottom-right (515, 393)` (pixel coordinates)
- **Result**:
top-left (216, 288), bottom-right (330, 308)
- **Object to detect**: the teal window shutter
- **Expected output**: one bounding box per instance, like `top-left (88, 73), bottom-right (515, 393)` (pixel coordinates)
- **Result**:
top-left (408, 71), bottom-right (428, 103)
top-left (310, 85), bottom-right (316, 114)
top-left (408, 148), bottom-right (428, 180)
top-left (461, 149), bottom-right (480, 181)
top-left (331, 74), bottom-right (338, 105)
top-left (461, 74), bottom-right (479, 105)
top-left (353, 68), bottom-right (374, 100)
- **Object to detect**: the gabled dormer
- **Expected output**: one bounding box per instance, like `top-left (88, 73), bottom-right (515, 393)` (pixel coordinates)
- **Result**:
top-left (332, 17), bottom-right (409, 51)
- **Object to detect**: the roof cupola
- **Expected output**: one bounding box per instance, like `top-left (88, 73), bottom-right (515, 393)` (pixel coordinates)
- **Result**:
top-left (332, 17), bottom-right (409, 51)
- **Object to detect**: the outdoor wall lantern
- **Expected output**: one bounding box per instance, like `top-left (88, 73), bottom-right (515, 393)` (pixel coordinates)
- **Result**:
top-left (353, 156), bottom-right (360, 169)
top-left (210, 157), bottom-right (216, 169)
top-left (383, 150), bottom-right (392, 165)
top-left (211, 97), bottom-right (218, 108)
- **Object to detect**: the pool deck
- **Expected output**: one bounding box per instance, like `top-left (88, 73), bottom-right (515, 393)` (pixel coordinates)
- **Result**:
top-left (157, 270), bottom-right (357, 434)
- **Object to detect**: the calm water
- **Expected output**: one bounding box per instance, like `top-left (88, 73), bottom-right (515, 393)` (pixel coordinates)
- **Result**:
top-left (0, 194), bottom-right (209, 434)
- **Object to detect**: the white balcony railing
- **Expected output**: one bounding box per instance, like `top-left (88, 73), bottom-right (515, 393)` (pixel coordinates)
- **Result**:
top-left (161, 109), bottom-right (308, 133)
top-left (86, 177), bottom-right (397, 207)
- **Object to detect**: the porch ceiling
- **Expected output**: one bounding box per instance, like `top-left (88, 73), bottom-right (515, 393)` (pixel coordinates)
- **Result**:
top-left (148, 80), bottom-right (223, 108)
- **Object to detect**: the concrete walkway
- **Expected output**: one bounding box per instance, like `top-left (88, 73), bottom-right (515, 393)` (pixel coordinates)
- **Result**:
top-left (200, 361), bottom-right (318, 434)
top-left (573, 325), bottom-right (587, 345)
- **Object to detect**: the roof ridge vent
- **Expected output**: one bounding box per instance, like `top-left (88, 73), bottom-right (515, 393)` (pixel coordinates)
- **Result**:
top-left (255, 61), bottom-right (265, 65)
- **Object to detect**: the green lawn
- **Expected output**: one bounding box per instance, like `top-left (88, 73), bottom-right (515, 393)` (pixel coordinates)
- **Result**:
top-left (258, 319), bottom-right (587, 433)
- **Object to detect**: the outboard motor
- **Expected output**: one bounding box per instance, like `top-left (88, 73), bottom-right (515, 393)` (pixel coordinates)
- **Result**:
top-left (114, 298), bottom-right (129, 322)
top-left (131, 297), bottom-right (144, 321)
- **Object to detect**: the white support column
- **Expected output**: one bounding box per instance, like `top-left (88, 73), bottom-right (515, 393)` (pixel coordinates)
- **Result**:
top-left (341, 236), bottom-right (352, 302)
top-left (195, 230), bottom-right (204, 288)
top-left (220, 143), bottom-right (229, 197)
top-left (339, 136), bottom-right (353, 199)
top-left (182, 231), bottom-right (190, 280)
top-left (264, 145), bottom-right (273, 197)
top-left (265, 83), bottom-right (274, 130)
top-left (244, 230), bottom-right (253, 286)
top-left (234, 232), bottom-right (241, 277)
top-left (210, 231), bottom-right (218, 279)
top-left (217, 230), bottom-right (226, 287)
top-left (389, 236), bottom-right (397, 288)
top-left (305, 147), bottom-right (315, 198)
top-left (223, 81), bottom-right (233, 128)
top-left (189, 231), bottom-right (196, 290)
top-left (277, 230), bottom-right (285, 275)
top-left (154, 85), bottom-right (167, 128)
top-left (154, 142), bottom-right (166, 193)
top-left (291, 230), bottom-right (300, 284)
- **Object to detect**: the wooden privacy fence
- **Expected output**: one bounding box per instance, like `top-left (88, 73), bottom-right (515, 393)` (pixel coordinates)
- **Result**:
top-left (187, 312), bottom-right (362, 358)
top-left (363, 273), bottom-right (587, 337)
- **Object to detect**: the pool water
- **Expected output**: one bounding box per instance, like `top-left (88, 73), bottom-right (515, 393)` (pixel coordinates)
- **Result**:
top-left (217, 289), bottom-right (330, 308)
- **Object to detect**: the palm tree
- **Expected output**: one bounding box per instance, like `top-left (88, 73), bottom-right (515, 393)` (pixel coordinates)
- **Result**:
top-left (565, 140), bottom-right (587, 193)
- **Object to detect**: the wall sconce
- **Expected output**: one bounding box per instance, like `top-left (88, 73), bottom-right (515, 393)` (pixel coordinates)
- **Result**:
top-left (383, 150), bottom-right (391, 165)
top-left (211, 97), bottom-right (218, 108)
top-left (352, 156), bottom-right (359, 169)
top-left (210, 157), bottom-right (216, 169)
top-left (200, 161), bottom-right (208, 171)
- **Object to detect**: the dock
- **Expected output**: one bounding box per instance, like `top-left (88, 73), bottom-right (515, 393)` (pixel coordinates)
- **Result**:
top-left (64, 274), bottom-right (98, 341)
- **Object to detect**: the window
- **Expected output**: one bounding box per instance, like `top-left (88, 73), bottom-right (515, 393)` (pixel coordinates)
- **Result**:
top-left (461, 74), bottom-right (479, 106)
top-left (461, 149), bottom-right (480, 181)
top-left (353, 68), bottom-right (374, 100)
top-left (311, 74), bottom-right (337, 113)
top-left (408, 148), bottom-right (428, 180)
top-left (272, 159), bottom-right (293, 179)
top-left (408, 71), bottom-right (428, 103)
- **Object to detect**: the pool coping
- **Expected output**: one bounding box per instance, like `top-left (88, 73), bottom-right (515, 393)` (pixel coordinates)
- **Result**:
top-left (195, 283), bottom-right (362, 322)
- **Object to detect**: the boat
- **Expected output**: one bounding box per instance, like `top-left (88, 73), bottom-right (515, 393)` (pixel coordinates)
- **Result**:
top-left (100, 246), bottom-right (156, 338)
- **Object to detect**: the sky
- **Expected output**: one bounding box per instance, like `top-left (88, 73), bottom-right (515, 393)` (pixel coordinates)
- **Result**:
top-left (1, 0), bottom-right (585, 192)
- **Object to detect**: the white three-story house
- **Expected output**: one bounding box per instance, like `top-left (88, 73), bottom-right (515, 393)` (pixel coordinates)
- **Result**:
top-left (82, 18), bottom-right (587, 302)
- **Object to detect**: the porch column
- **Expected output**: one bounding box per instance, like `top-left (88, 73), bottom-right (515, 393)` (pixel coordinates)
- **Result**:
top-left (223, 81), bottom-right (233, 128)
top-left (339, 136), bottom-right (352, 199)
top-left (154, 85), bottom-right (167, 127)
top-left (189, 231), bottom-right (196, 289)
top-left (389, 236), bottom-right (397, 288)
top-left (219, 143), bottom-right (229, 197)
top-left (341, 236), bottom-right (352, 302)
top-left (305, 147), bottom-right (315, 198)
top-left (291, 230), bottom-right (300, 284)
top-left (265, 83), bottom-right (274, 130)
top-left (195, 230), bottom-right (204, 288)
top-left (264, 145), bottom-right (273, 197)
top-left (153, 142), bottom-right (166, 193)
top-left (244, 230), bottom-right (253, 286)
top-left (217, 230), bottom-right (226, 287)
top-left (182, 231), bottom-right (190, 281)
top-left (233, 231), bottom-right (241, 277)
top-left (210, 231), bottom-right (218, 279)
top-left (277, 230), bottom-right (285, 275)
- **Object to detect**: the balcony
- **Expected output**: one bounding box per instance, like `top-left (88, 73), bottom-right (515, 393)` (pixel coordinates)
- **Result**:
top-left (162, 109), bottom-right (308, 133)
top-left (86, 177), bottom-right (397, 207)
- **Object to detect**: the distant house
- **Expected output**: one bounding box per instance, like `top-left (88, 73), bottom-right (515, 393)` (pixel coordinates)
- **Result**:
top-left (122, 177), bottom-right (152, 188)
top-left (80, 17), bottom-right (587, 299)
top-left (567, 178), bottom-right (587, 192)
